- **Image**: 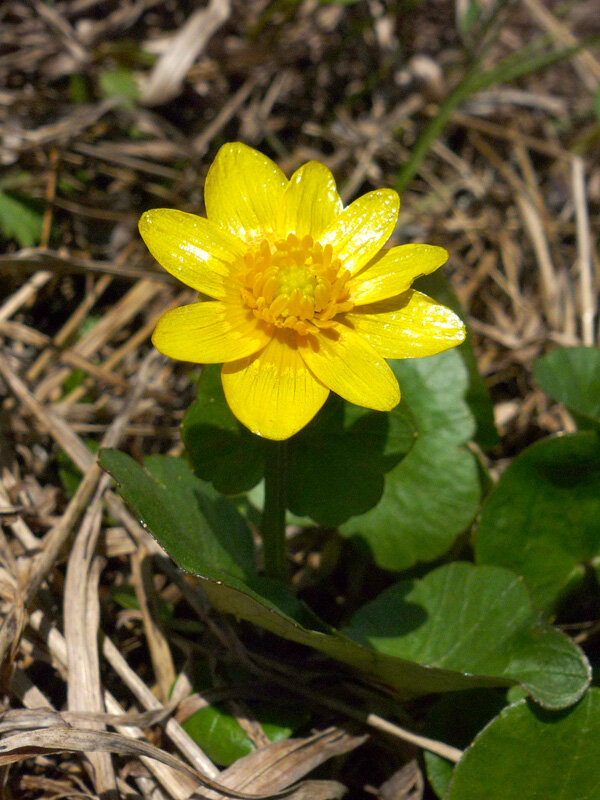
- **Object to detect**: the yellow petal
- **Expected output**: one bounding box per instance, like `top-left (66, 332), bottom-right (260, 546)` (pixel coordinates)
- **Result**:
top-left (345, 290), bottom-right (466, 359)
top-left (280, 161), bottom-right (342, 240)
top-left (152, 301), bottom-right (271, 364)
top-left (348, 244), bottom-right (449, 305)
top-left (204, 142), bottom-right (288, 241)
top-left (221, 332), bottom-right (329, 440)
top-left (139, 209), bottom-right (244, 299)
top-left (299, 323), bottom-right (400, 411)
top-left (319, 189), bottom-right (399, 275)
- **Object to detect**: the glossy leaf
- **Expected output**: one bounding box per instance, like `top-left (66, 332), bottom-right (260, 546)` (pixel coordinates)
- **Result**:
top-left (340, 350), bottom-right (481, 571)
top-left (424, 689), bottom-right (507, 798)
top-left (183, 702), bottom-right (308, 767)
top-left (287, 395), bottom-right (415, 526)
top-left (534, 346), bottom-right (600, 429)
top-left (446, 691), bottom-right (600, 800)
top-left (475, 432), bottom-right (600, 611)
top-left (99, 450), bottom-right (256, 580)
top-left (343, 563), bottom-right (590, 709)
top-left (184, 376), bottom-right (415, 525)
top-left (183, 331), bottom-right (477, 532)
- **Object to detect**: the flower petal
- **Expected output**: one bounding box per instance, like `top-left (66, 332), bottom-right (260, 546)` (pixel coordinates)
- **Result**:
top-left (299, 323), bottom-right (400, 411)
top-left (152, 301), bottom-right (271, 364)
top-left (348, 244), bottom-right (449, 305)
top-left (281, 161), bottom-right (342, 240)
top-left (139, 209), bottom-right (244, 299)
top-left (345, 290), bottom-right (466, 359)
top-left (222, 332), bottom-right (329, 440)
top-left (319, 189), bottom-right (399, 275)
top-left (204, 142), bottom-right (288, 241)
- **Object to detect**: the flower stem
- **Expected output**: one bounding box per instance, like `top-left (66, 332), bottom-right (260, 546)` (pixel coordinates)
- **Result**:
top-left (261, 439), bottom-right (288, 581)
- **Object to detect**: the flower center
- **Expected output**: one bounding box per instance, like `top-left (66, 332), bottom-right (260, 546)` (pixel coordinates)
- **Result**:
top-left (238, 233), bottom-right (354, 336)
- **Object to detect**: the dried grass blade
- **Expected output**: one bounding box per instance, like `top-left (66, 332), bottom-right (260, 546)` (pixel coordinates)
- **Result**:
top-left (65, 494), bottom-right (117, 797)
top-left (571, 156), bottom-right (596, 345)
top-left (23, 613), bottom-right (199, 800)
top-left (0, 727), bottom-right (342, 799)
top-left (0, 271), bottom-right (51, 324)
top-left (131, 547), bottom-right (176, 702)
top-left (141, 0), bottom-right (231, 106)
top-left (214, 727), bottom-right (366, 797)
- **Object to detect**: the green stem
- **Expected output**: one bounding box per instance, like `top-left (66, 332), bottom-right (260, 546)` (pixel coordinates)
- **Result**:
top-left (261, 439), bottom-right (288, 581)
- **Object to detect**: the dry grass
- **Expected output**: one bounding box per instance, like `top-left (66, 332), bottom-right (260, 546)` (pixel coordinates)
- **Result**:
top-left (1, 1), bottom-right (599, 797)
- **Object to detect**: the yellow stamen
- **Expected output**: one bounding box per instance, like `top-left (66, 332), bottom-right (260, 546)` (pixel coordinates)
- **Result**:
top-left (237, 233), bottom-right (354, 336)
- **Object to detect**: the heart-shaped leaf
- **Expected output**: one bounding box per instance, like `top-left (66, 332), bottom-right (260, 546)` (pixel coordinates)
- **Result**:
top-left (286, 396), bottom-right (415, 526)
top-left (343, 562), bottom-right (590, 709)
top-left (424, 689), bottom-right (507, 798)
top-left (340, 350), bottom-right (482, 571)
top-left (184, 369), bottom-right (415, 523)
top-left (475, 431), bottom-right (600, 612)
top-left (534, 346), bottom-right (600, 429)
top-left (446, 690), bottom-right (600, 800)
top-left (100, 450), bottom-right (492, 694)
top-left (182, 337), bottom-right (481, 540)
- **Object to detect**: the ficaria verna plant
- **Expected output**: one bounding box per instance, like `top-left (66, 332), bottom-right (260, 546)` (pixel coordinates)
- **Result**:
top-left (137, 141), bottom-right (466, 580)
top-left (139, 142), bottom-right (465, 441)
top-left (101, 144), bottom-right (595, 792)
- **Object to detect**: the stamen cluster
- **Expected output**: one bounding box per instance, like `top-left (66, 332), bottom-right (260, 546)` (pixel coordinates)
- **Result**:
top-left (238, 233), bottom-right (354, 336)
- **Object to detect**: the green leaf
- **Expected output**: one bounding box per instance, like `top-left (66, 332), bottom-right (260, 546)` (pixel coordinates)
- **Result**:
top-left (475, 432), bottom-right (600, 612)
top-left (183, 372), bottom-right (415, 524)
top-left (183, 350), bottom-right (481, 533)
top-left (343, 563), bottom-right (590, 709)
top-left (183, 701), bottom-right (310, 767)
top-left (199, 579), bottom-right (505, 698)
top-left (424, 689), bottom-right (507, 798)
top-left (101, 451), bottom-right (535, 697)
top-left (415, 272), bottom-right (498, 450)
top-left (340, 350), bottom-right (481, 571)
top-left (287, 396), bottom-right (415, 526)
top-left (182, 365), bottom-right (264, 495)
top-left (99, 450), bottom-right (256, 580)
top-left (0, 192), bottom-right (43, 247)
top-left (534, 347), bottom-right (600, 429)
top-left (446, 690), bottom-right (600, 800)
top-left (183, 705), bottom-right (256, 766)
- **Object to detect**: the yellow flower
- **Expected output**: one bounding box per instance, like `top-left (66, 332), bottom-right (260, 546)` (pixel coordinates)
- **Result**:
top-left (140, 143), bottom-right (465, 440)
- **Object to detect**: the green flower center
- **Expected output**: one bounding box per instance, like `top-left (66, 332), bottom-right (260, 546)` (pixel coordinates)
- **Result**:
top-left (276, 263), bottom-right (318, 298)
top-left (238, 233), bottom-right (354, 336)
